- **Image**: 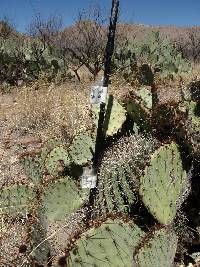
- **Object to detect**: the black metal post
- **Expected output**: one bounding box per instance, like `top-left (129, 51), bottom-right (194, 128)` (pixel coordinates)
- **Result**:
top-left (93, 0), bottom-right (119, 168)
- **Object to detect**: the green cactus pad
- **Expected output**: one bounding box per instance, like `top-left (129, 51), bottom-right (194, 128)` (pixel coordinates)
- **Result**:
top-left (40, 137), bottom-right (66, 160)
top-left (136, 87), bottom-right (153, 109)
top-left (92, 96), bottom-right (126, 136)
top-left (176, 101), bottom-right (200, 157)
top-left (45, 146), bottom-right (70, 176)
top-left (186, 101), bottom-right (200, 155)
top-left (94, 134), bottom-right (157, 216)
top-left (39, 177), bottom-right (88, 223)
top-left (69, 133), bottom-right (95, 165)
top-left (0, 184), bottom-right (35, 215)
top-left (139, 142), bottom-right (189, 225)
top-left (125, 89), bottom-right (152, 131)
top-left (188, 101), bottom-right (200, 128)
top-left (67, 218), bottom-right (144, 267)
top-left (133, 227), bottom-right (178, 267)
top-left (20, 138), bottom-right (66, 184)
top-left (20, 152), bottom-right (44, 184)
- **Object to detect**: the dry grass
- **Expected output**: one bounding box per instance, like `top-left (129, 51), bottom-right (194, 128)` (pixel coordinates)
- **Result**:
top-left (2, 65), bottom-right (198, 138)
top-left (1, 63), bottom-right (200, 143)
top-left (4, 65), bottom-right (197, 141)
top-left (6, 81), bottom-right (93, 140)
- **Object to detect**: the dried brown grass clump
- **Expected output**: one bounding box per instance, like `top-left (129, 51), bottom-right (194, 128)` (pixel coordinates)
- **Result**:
top-left (9, 82), bottom-right (93, 140)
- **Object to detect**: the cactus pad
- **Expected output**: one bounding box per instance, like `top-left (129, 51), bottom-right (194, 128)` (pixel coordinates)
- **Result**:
top-left (39, 177), bottom-right (87, 223)
top-left (124, 89), bottom-right (152, 130)
top-left (45, 146), bottom-right (70, 176)
top-left (40, 137), bottom-right (66, 162)
top-left (69, 133), bottom-right (95, 165)
top-left (20, 152), bottom-right (44, 184)
top-left (185, 101), bottom-right (200, 156)
top-left (20, 138), bottom-right (66, 184)
top-left (176, 101), bottom-right (200, 158)
top-left (136, 87), bottom-right (153, 109)
top-left (188, 101), bottom-right (200, 127)
top-left (0, 184), bottom-right (35, 215)
top-left (67, 217), bottom-right (144, 267)
top-left (92, 96), bottom-right (126, 136)
top-left (133, 227), bottom-right (178, 267)
top-left (139, 142), bottom-right (189, 225)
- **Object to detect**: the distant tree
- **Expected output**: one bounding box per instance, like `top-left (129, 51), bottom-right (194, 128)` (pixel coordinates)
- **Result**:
top-left (0, 16), bottom-right (15, 39)
top-left (176, 27), bottom-right (200, 62)
top-left (187, 27), bottom-right (200, 62)
top-left (175, 37), bottom-right (189, 59)
top-left (57, 6), bottom-right (108, 80)
top-left (27, 14), bottom-right (63, 52)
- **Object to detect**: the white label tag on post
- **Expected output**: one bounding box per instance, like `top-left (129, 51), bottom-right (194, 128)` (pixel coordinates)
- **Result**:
top-left (90, 85), bottom-right (99, 104)
top-left (81, 167), bottom-right (97, 189)
top-left (98, 86), bottom-right (107, 103)
top-left (90, 86), bottom-right (107, 104)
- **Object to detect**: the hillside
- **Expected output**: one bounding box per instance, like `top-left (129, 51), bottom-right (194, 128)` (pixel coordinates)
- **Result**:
top-left (60, 22), bottom-right (200, 40)
top-left (116, 23), bottom-right (200, 41)
top-left (2, 19), bottom-right (200, 42)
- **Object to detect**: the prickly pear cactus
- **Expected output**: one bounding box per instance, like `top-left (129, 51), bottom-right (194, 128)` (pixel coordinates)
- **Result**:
top-left (92, 95), bottom-right (127, 136)
top-left (180, 101), bottom-right (200, 157)
top-left (133, 227), bottom-right (178, 267)
top-left (19, 152), bottom-right (44, 184)
top-left (136, 87), bottom-right (153, 109)
top-left (124, 88), bottom-right (152, 131)
top-left (0, 184), bottom-right (35, 215)
top-left (40, 137), bottom-right (66, 162)
top-left (94, 134), bottom-right (157, 216)
top-left (189, 104), bottom-right (200, 148)
top-left (39, 177), bottom-right (88, 224)
top-left (45, 146), bottom-right (70, 176)
top-left (19, 138), bottom-right (66, 182)
top-left (139, 142), bottom-right (189, 225)
top-left (26, 175), bottom-right (89, 264)
top-left (124, 84), bottom-right (184, 134)
top-left (66, 217), bottom-right (144, 267)
top-left (69, 133), bottom-right (95, 166)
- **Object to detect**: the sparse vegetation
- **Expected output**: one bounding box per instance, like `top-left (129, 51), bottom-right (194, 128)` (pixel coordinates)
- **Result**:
top-left (1, 1), bottom-right (200, 267)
